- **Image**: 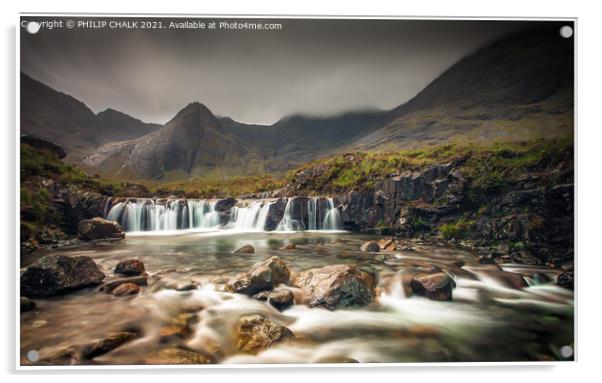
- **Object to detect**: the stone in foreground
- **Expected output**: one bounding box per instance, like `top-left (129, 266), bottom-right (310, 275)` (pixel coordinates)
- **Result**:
top-left (112, 283), bottom-right (140, 296)
top-left (293, 264), bottom-right (376, 310)
top-left (232, 244), bottom-right (255, 254)
top-left (144, 347), bottom-right (214, 365)
top-left (410, 272), bottom-right (455, 301)
top-left (225, 256), bottom-right (290, 296)
top-left (236, 314), bottom-right (294, 354)
top-left (20, 296), bottom-right (36, 312)
top-left (21, 255), bottom-right (105, 298)
top-left (360, 241), bottom-right (380, 252)
top-left (557, 271), bottom-right (574, 290)
top-left (78, 217), bottom-right (125, 241)
top-left (114, 259), bottom-right (145, 276)
top-left (82, 331), bottom-right (138, 359)
top-left (99, 275), bottom-right (147, 293)
top-left (253, 289), bottom-right (295, 311)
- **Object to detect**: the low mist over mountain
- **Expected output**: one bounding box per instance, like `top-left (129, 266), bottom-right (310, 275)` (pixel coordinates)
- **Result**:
top-left (353, 25), bottom-right (574, 150)
top-left (23, 24), bottom-right (573, 180)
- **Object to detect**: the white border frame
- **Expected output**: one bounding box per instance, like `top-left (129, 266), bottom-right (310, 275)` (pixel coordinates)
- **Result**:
top-left (15, 12), bottom-right (578, 371)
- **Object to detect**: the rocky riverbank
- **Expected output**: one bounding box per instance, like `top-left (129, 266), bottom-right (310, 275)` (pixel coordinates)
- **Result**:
top-left (21, 137), bottom-right (574, 275)
top-left (19, 231), bottom-right (575, 365)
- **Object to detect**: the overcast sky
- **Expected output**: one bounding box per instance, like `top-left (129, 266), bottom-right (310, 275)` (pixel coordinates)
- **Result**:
top-left (21, 17), bottom-right (536, 125)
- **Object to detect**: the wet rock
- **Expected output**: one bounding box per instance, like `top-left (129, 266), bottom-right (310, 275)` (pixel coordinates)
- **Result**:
top-left (20, 297), bottom-right (36, 312)
top-left (77, 217), bottom-right (125, 241)
top-left (557, 271), bottom-right (574, 290)
top-left (21, 255), bottom-right (105, 298)
top-left (236, 314), bottom-right (294, 354)
top-left (478, 255), bottom-right (495, 264)
top-left (114, 259), bottom-right (145, 276)
top-left (215, 197), bottom-right (237, 212)
top-left (410, 272), bottom-right (454, 301)
top-left (511, 251), bottom-right (540, 265)
top-left (99, 275), bottom-right (147, 293)
top-left (378, 238), bottom-right (396, 251)
top-left (159, 325), bottom-right (190, 343)
top-left (37, 346), bottom-right (80, 365)
top-left (165, 280), bottom-right (198, 291)
top-left (280, 242), bottom-right (297, 250)
top-left (232, 244), bottom-right (255, 254)
top-left (400, 246), bottom-right (416, 252)
top-left (453, 260), bottom-right (465, 268)
top-left (31, 320), bottom-right (47, 329)
top-left (253, 289), bottom-right (295, 311)
top-left (225, 256), bottom-right (290, 296)
top-left (360, 241), bottom-right (380, 252)
top-left (293, 264), bottom-right (376, 310)
top-left (315, 356), bottom-right (360, 363)
top-left (82, 331), bottom-right (138, 359)
top-left (112, 283), bottom-right (140, 296)
top-left (144, 347), bottom-right (214, 365)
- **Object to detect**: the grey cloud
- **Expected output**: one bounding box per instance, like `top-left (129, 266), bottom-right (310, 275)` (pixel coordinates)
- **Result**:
top-left (21, 17), bottom-right (536, 125)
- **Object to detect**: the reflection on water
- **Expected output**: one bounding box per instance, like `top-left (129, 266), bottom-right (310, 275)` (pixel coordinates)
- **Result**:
top-left (20, 231), bottom-right (574, 365)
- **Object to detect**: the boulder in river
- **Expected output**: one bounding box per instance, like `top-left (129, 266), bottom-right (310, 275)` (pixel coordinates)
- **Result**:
top-left (378, 238), bottom-right (396, 251)
top-left (114, 259), bottom-right (145, 276)
top-left (225, 256), bottom-right (290, 296)
top-left (236, 314), bottom-right (294, 354)
top-left (20, 297), bottom-right (36, 312)
top-left (82, 331), bottom-right (139, 359)
top-left (232, 244), bottom-right (255, 254)
top-left (360, 241), bottom-right (380, 252)
top-left (21, 255), bottom-right (105, 298)
top-left (253, 289), bottom-right (295, 311)
top-left (280, 242), bottom-right (297, 250)
top-left (159, 324), bottom-right (191, 343)
top-left (144, 347), bottom-right (214, 365)
top-left (557, 271), bottom-right (574, 290)
top-left (293, 264), bottom-right (376, 310)
top-left (410, 272), bottom-right (455, 301)
top-left (112, 282), bottom-right (140, 296)
top-left (99, 275), bottom-right (147, 293)
top-left (77, 217), bottom-right (125, 241)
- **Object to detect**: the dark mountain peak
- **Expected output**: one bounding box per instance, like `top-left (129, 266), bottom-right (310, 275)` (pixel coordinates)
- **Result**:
top-left (390, 23), bottom-right (574, 117)
top-left (166, 101), bottom-right (219, 130)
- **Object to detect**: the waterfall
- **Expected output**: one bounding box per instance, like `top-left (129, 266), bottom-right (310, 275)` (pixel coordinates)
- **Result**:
top-left (104, 196), bottom-right (343, 233)
top-left (105, 198), bottom-right (220, 232)
top-left (306, 197), bottom-right (343, 231)
top-left (229, 200), bottom-right (273, 231)
top-left (276, 198), bottom-right (305, 231)
top-left (323, 197), bottom-right (343, 231)
top-left (187, 200), bottom-right (220, 229)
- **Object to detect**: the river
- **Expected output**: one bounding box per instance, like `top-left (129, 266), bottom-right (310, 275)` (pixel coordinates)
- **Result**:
top-left (20, 228), bottom-right (574, 365)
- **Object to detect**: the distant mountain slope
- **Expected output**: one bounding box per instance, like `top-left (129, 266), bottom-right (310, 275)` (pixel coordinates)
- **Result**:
top-left (20, 73), bottom-right (160, 161)
top-left (353, 24), bottom-right (574, 150)
top-left (20, 73), bottom-right (98, 160)
top-left (29, 24), bottom-right (574, 180)
top-left (95, 108), bottom-right (162, 144)
top-left (220, 110), bottom-right (387, 172)
top-left (84, 102), bottom-right (267, 179)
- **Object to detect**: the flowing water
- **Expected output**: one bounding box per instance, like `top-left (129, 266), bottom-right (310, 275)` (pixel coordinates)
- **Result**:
top-left (20, 230), bottom-right (574, 365)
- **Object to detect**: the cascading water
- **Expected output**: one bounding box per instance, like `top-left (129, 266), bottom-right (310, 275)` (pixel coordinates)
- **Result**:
top-left (104, 196), bottom-right (343, 233)
top-left (276, 198), bottom-right (305, 231)
top-left (277, 197), bottom-right (343, 231)
top-left (105, 198), bottom-right (221, 232)
top-left (323, 197), bottom-right (343, 231)
top-left (229, 200), bottom-right (274, 231)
